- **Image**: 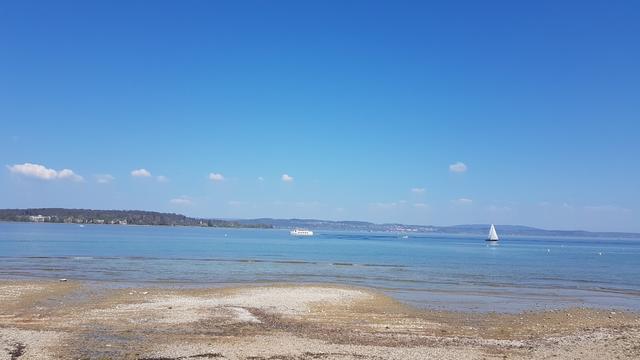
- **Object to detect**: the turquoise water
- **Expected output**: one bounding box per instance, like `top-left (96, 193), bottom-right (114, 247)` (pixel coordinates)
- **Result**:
top-left (1, 222), bottom-right (639, 312)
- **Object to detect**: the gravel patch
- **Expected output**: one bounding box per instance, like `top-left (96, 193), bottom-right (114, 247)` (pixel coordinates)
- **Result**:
top-left (0, 285), bottom-right (45, 303)
top-left (0, 328), bottom-right (63, 360)
top-left (146, 334), bottom-right (489, 360)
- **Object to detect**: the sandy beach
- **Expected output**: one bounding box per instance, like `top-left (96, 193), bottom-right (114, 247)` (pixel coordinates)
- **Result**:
top-left (1, 280), bottom-right (639, 360)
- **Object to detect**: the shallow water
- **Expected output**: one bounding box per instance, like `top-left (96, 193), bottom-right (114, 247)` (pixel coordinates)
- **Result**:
top-left (1, 222), bottom-right (639, 312)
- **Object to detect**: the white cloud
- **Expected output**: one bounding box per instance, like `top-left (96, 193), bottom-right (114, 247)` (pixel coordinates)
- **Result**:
top-left (156, 175), bottom-right (169, 183)
top-left (281, 174), bottom-right (294, 182)
top-left (57, 169), bottom-right (84, 182)
top-left (95, 174), bottom-right (115, 184)
top-left (131, 168), bottom-right (151, 177)
top-left (209, 173), bottom-right (224, 182)
top-left (169, 196), bottom-right (193, 206)
top-left (7, 163), bottom-right (83, 181)
top-left (452, 198), bottom-right (473, 205)
top-left (411, 187), bottom-right (426, 194)
top-left (8, 163), bottom-right (57, 180)
top-left (413, 203), bottom-right (428, 208)
top-left (449, 162), bottom-right (467, 173)
top-left (257, 176), bottom-right (264, 181)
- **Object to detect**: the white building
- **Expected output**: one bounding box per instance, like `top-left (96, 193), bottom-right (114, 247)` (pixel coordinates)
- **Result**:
top-left (29, 215), bottom-right (50, 222)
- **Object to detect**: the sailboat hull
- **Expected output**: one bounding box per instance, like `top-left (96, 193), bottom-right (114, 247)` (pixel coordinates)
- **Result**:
top-left (485, 239), bottom-right (498, 242)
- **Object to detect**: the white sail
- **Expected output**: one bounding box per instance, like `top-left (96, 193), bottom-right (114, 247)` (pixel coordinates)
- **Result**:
top-left (488, 224), bottom-right (499, 241)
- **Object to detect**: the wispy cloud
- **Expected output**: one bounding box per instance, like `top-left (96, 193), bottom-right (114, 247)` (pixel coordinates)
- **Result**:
top-left (95, 174), bottom-right (115, 184)
top-left (411, 187), bottom-right (426, 194)
top-left (371, 202), bottom-right (398, 209)
top-left (294, 201), bottom-right (320, 208)
top-left (449, 162), bottom-right (467, 173)
top-left (257, 176), bottom-right (264, 181)
top-left (7, 163), bottom-right (83, 182)
top-left (131, 168), bottom-right (151, 177)
top-left (156, 175), bottom-right (169, 183)
top-left (487, 204), bottom-right (512, 212)
top-left (583, 205), bottom-right (631, 213)
top-left (281, 174), bottom-right (294, 182)
top-left (209, 173), bottom-right (224, 182)
top-left (413, 203), bottom-right (428, 208)
top-left (169, 196), bottom-right (193, 206)
top-left (452, 198), bottom-right (473, 205)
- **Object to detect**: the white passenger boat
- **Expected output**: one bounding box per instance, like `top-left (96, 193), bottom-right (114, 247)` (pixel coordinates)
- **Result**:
top-left (290, 228), bottom-right (314, 236)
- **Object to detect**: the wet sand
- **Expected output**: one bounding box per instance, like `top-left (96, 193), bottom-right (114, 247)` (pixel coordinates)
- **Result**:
top-left (1, 280), bottom-right (639, 359)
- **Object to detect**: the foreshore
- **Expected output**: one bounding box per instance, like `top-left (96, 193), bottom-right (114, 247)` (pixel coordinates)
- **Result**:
top-left (1, 280), bottom-right (639, 359)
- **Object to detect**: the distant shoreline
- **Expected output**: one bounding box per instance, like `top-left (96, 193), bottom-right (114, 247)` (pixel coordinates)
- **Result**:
top-left (0, 208), bottom-right (273, 229)
top-left (1, 208), bottom-right (639, 238)
top-left (2, 220), bottom-right (640, 241)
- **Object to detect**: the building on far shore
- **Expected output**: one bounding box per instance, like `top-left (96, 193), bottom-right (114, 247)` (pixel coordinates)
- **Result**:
top-left (28, 215), bottom-right (50, 222)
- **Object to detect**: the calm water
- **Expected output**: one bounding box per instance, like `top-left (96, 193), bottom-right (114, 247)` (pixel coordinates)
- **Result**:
top-left (1, 222), bottom-right (639, 312)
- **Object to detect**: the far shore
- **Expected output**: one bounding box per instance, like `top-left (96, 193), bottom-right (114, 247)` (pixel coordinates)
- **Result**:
top-left (4, 220), bottom-right (640, 242)
top-left (1, 280), bottom-right (639, 359)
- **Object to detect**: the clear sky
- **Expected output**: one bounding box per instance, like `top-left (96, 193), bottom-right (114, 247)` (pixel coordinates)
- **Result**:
top-left (1, 1), bottom-right (639, 232)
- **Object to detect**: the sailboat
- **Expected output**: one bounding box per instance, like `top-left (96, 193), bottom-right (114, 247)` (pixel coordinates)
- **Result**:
top-left (486, 224), bottom-right (499, 242)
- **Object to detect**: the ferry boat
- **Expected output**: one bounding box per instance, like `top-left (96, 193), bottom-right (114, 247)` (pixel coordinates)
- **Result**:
top-left (486, 224), bottom-right (499, 242)
top-left (290, 228), bottom-right (314, 236)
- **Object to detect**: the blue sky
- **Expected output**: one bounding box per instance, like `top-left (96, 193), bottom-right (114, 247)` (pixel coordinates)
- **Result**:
top-left (1, 1), bottom-right (639, 232)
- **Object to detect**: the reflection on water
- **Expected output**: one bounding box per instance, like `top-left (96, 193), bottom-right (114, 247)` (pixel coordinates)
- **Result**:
top-left (1, 222), bottom-right (639, 312)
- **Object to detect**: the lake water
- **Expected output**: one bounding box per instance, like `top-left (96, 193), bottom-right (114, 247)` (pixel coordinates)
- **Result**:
top-left (1, 222), bottom-right (639, 312)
